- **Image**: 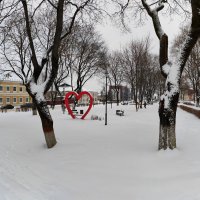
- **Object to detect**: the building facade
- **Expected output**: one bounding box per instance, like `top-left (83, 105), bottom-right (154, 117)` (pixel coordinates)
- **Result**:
top-left (108, 85), bottom-right (130, 102)
top-left (77, 91), bottom-right (98, 105)
top-left (0, 80), bottom-right (32, 107)
top-left (180, 88), bottom-right (194, 101)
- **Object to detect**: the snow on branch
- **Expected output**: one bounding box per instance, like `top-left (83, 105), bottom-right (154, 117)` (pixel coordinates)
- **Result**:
top-left (162, 61), bottom-right (171, 75)
top-left (155, 0), bottom-right (165, 12)
top-left (142, 0), bottom-right (170, 78)
top-left (179, 0), bottom-right (200, 73)
top-left (30, 70), bottom-right (50, 103)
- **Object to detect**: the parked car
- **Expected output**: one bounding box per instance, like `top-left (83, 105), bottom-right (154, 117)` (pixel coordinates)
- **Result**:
top-left (1, 104), bottom-right (14, 109)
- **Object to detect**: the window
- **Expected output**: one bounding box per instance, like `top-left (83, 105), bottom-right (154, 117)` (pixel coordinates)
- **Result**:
top-left (26, 97), bottom-right (29, 103)
top-left (19, 97), bottom-right (23, 103)
top-left (0, 98), bottom-right (2, 103)
top-left (19, 87), bottom-right (23, 92)
top-left (13, 86), bottom-right (17, 92)
top-left (13, 98), bottom-right (17, 103)
top-left (0, 86), bottom-right (2, 92)
top-left (6, 98), bottom-right (10, 103)
top-left (6, 86), bottom-right (10, 92)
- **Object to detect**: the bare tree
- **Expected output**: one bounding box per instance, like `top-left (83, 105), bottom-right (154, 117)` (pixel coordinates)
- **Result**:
top-left (0, 12), bottom-right (32, 81)
top-left (0, 0), bottom-right (21, 78)
top-left (140, 0), bottom-right (200, 150)
top-left (0, 12), bottom-right (40, 115)
top-left (23, 0), bottom-right (103, 148)
top-left (66, 23), bottom-right (106, 93)
top-left (179, 73), bottom-right (191, 102)
top-left (185, 44), bottom-right (200, 106)
top-left (151, 55), bottom-right (165, 99)
top-left (0, 0), bottom-right (20, 27)
top-left (122, 37), bottom-right (151, 110)
top-left (107, 51), bottom-right (124, 106)
top-left (1, 0), bottom-right (102, 148)
top-left (144, 55), bottom-right (160, 104)
top-left (113, 0), bottom-right (200, 150)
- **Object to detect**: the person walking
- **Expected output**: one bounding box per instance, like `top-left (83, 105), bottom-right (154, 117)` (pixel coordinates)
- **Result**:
top-left (144, 101), bottom-right (147, 109)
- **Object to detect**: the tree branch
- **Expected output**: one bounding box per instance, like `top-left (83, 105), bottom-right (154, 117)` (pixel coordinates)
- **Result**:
top-left (31, 0), bottom-right (45, 18)
top-left (44, 0), bottom-right (64, 93)
top-left (141, 0), bottom-right (168, 77)
top-left (46, 0), bottom-right (57, 9)
top-left (61, 0), bottom-right (91, 40)
top-left (141, 0), bottom-right (165, 39)
top-left (21, 0), bottom-right (39, 70)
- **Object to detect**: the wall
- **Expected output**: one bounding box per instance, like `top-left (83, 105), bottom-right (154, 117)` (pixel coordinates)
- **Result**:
top-left (0, 80), bottom-right (32, 106)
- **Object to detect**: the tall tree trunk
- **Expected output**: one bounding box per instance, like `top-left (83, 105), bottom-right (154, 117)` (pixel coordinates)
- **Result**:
top-left (27, 80), bottom-right (57, 148)
top-left (158, 92), bottom-right (178, 150)
top-left (133, 88), bottom-right (138, 112)
top-left (116, 90), bottom-right (119, 106)
top-left (158, 32), bottom-right (199, 149)
top-left (32, 102), bottom-right (37, 115)
top-left (158, 34), bottom-right (177, 150)
top-left (197, 96), bottom-right (200, 107)
top-left (34, 98), bottom-right (57, 148)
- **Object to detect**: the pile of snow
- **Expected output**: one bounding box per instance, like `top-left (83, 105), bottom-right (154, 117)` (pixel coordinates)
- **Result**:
top-left (0, 104), bottom-right (200, 200)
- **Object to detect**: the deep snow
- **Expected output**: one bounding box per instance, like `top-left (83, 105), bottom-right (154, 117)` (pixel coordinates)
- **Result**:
top-left (0, 103), bottom-right (200, 200)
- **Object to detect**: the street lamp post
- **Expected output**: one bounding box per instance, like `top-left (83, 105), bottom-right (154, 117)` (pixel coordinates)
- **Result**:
top-left (105, 69), bottom-right (108, 125)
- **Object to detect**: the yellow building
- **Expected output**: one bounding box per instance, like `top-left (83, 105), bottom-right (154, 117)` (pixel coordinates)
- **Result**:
top-left (0, 80), bottom-right (32, 107)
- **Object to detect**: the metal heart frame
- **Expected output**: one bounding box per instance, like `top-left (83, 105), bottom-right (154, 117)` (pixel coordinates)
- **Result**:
top-left (65, 91), bottom-right (94, 119)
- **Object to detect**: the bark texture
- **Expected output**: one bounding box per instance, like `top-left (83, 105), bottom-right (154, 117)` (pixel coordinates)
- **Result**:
top-left (158, 94), bottom-right (178, 150)
top-left (32, 103), bottom-right (37, 115)
top-left (34, 98), bottom-right (57, 148)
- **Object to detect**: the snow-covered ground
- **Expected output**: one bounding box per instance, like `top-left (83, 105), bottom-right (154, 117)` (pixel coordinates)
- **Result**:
top-left (0, 103), bottom-right (200, 200)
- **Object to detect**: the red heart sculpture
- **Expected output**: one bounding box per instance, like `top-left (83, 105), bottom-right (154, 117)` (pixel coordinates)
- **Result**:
top-left (65, 91), bottom-right (94, 119)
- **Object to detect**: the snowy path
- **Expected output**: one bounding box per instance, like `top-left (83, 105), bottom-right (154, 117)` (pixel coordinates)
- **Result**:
top-left (0, 104), bottom-right (200, 200)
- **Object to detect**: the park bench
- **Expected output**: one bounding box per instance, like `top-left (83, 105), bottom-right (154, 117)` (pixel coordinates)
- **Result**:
top-left (71, 109), bottom-right (84, 116)
top-left (72, 109), bottom-right (78, 115)
top-left (116, 110), bottom-right (124, 116)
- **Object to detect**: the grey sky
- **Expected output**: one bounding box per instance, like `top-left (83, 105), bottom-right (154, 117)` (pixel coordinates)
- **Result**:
top-left (96, 14), bottom-right (186, 54)
top-left (87, 14), bottom-right (187, 92)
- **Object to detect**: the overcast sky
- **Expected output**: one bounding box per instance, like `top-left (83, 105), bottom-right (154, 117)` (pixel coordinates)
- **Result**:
top-left (86, 13), bottom-right (187, 92)
top-left (97, 12), bottom-right (187, 53)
